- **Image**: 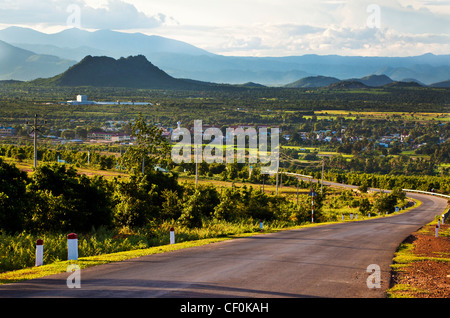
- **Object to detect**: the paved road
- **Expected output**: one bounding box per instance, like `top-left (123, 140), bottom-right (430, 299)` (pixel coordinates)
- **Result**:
top-left (0, 192), bottom-right (447, 298)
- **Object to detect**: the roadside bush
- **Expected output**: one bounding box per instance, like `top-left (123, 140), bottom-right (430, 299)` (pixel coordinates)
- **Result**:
top-left (27, 163), bottom-right (114, 233)
top-left (0, 158), bottom-right (30, 233)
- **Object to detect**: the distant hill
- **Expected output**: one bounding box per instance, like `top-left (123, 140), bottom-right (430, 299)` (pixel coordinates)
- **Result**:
top-left (236, 82), bottom-right (266, 88)
top-left (400, 78), bottom-right (426, 86)
top-left (430, 80), bottom-right (450, 88)
top-left (355, 74), bottom-right (393, 87)
top-left (31, 55), bottom-right (208, 89)
top-left (285, 74), bottom-right (394, 88)
top-left (382, 81), bottom-right (424, 88)
top-left (375, 64), bottom-right (450, 86)
top-left (0, 40), bottom-right (75, 80)
top-left (285, 76), bottom-right (340, 88)
top-left (327, 80), bottom-right (369, 89)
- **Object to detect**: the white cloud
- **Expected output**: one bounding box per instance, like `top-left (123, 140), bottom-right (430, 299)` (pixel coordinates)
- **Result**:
top-left (0, 0), bottom-right (169, 30)
top-left (0, 0), bottom-right (448, 56)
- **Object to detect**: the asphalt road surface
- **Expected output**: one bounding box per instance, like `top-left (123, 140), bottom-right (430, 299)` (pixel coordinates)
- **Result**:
top-left (0, 192), bottom-right (447, 298)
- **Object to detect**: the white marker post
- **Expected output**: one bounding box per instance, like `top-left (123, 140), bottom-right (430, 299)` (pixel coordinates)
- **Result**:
top-left (309, 188), bottom-right (316, 223)
top-left (67, 233), bottom-right (78, 261)
top-left (170, 227), bottom-right (175, 244)
top-left (35, 239), bottom-right (43, 267)
top-left (435, 224), bottom-right (439, 238)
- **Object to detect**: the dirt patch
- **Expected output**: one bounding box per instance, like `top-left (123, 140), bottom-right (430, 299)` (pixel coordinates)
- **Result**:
top-left (390, 223), bottom-right (450, 298)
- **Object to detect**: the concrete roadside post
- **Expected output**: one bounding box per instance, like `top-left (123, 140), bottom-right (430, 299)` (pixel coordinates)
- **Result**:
top-left (35, 239), bottom-right (43, 267)
top-left (435, 224), bottom-right (439, 238)
top-left (67, 233), bottom-right (78, 261)
top-left (170, 227), bottom-right (175, 244)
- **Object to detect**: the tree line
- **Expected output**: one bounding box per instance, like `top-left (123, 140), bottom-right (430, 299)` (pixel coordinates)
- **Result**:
top-left (0, 158), bottom-right (320, 234)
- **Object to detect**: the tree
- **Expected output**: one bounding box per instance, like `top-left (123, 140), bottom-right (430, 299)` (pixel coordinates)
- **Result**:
top-left (373, 193), bottom-right (397, 214)
top-left (27, 163), bottom-right (114, 232)
top-left (119, 113), bottom-right (170, 174)
top-left (358, 198), bottom-right (372, 215)
top-left (112, 174), bottom-right (160, 228)
top-left (0, 158), bottom-right (29, 233)
top-left (160, 189), bottom-right (183, 221)
top-left (178, 189), bottom-right (203, 228)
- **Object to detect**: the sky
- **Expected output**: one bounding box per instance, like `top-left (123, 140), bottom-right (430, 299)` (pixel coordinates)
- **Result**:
top-left (0, 0), bottom-right (449, 57)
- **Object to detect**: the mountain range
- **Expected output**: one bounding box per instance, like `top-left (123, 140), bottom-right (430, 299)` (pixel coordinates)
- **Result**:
top-left (0, 39), bottom-right (75, 81)
top-left (0, 26), bottom-right (449, 86)
top-left (23, 54), bottom-right (442, 91)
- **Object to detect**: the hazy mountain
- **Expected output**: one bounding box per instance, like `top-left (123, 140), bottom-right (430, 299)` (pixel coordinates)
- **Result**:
top-left (375, 64), bottom-right (450, 85)
top-left (355, 74), bottom-right (393, 87)
top-left (383, 81), bottom-right (423, 88)
top-left (400, 78), bottom-right (426, 86)
top-left (31, 55), bottom-right (208, 90)
top-left (1, 26), bottom-right (449, 85)
top-left (0, 26), bottom-right (210, 60)
top-left (327, 80), bottom-right (369, 89)
top-left (0, 40), bottom-right (75, 80)
top-left (285, 74), bottom-right (393, 88)
top-left (429, 80), bottom-right (450, 88)
top-left (285, 76), bottom-right (340, 88)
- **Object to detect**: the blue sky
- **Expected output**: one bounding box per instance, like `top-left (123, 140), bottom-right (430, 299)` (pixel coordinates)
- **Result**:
top-left (0, 0), bottom-right (449, 56)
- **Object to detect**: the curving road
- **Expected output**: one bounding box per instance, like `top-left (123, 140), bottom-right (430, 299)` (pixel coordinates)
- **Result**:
top-left (0, 192), bottom-right (447, 298)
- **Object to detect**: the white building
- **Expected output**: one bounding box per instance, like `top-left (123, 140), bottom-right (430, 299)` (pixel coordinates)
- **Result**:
top-left (64, 95), bottom-right (152, 106)
top-left (77, 95), bottom-right (88, 103)
top-left (65, 95), bottom-right (95, 105)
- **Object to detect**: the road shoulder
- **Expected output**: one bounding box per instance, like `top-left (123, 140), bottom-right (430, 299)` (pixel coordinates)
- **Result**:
top-left (388, 220), bottom-right (450, 298)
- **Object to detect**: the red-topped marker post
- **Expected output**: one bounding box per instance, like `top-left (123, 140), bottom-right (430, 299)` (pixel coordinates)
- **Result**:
top-left (67, 233), bottom-right (78, 260)
top-left (170, 227), bottom-right (175, 245)
top-left (35, 239), bottom-right (43, 267)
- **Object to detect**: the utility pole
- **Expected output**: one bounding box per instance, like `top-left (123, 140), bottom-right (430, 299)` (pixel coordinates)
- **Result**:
top-left (262, 174), bottom-right (265, 193)
top-left (275, 156), bottom-right (280, 195)
top-left (29, 114), bottom-right (46, 168)
top-left (321, 158), bottom-right (324, 194)
top-left (33, 114), bottom-right (38, 167)
top-left (195, 148), bottom-right (199, 188)
top-left (276, 171), bottom-right (279, 195)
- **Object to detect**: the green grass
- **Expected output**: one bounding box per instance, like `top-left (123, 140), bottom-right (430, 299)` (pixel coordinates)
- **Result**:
top-left (314, 110), bottom-right (449, 121)
top-left (0, 237), bottom-right (231, 285)
top-left (0, 219), bottom-right (301, 285)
